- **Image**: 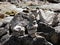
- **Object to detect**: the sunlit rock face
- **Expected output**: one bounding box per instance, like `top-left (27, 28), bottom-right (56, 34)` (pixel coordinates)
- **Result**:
top-left (0, 2), bottom-right (23, 15)
top-left (9, 13), bottom-right (29, 35)
top-left (10, 13), bottom-right (29, 28)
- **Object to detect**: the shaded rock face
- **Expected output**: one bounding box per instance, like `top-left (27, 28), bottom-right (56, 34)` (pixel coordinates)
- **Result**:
top-left (0, 23), bottom-right (7, 28)
top-left (37, 22), bottom-right (59, 44)
top-left (0, 0), bottom-right (4, 2)
top-left (20, 35), bottom-right (53, 45)
top-left (47, 0), bottom-right (60, 3)
top-left (37, 22), bottom-right (55, 33)
top-left (0, 28), bottom-right (7, 39)
top-left (54, 26), bottom-right (60, 45)
top-left (37, 22), bottom-right (60, 45)
top-left (3, 35), bottom-right (52, 45)
top-left (3, 36), bottom-right (21, 45)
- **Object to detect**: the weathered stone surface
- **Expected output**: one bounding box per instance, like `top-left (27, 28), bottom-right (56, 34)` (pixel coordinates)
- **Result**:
top-left (3, 34), bottom-right (53, 45)
top-left (3, 36), bottom-right (21, 45)
top-left (10, 13), bottom-right (29, 29)
top-left (54, 26), bottom-right (60, 33)
top-left (40, 3), bottom-right (60, 11)
top-left (39, 9), bottom-right (55, 25)
top-left (0, 28), bottom-right (7, 39)
top-left (37, 22), bottom-right (59, 44)
top-left (0, 2), bottom-right (23, 15)
top-left (3, 16), bottom-right (14, 23)
top-left (0, 22), bottom-right (3, 27)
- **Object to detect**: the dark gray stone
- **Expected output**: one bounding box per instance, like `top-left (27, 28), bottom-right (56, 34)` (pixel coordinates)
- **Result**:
top-left (0, 28), bottom-right (7, 39)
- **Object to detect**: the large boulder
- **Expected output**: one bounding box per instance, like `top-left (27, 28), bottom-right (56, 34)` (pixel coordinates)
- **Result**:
top-left (37, 22), bottom-right (58, 44)
top-left (9, 13), bottom-right (29, 35)
top-left (38, 9), bottom-right (56, 26)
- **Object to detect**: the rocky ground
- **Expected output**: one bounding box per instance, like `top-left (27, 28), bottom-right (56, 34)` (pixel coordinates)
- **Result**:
top-left (0, 0), bottom-right (60, 45)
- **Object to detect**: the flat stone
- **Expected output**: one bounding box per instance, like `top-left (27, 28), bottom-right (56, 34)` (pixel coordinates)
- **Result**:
top-left (0, 28), bottom-right (7, 37)
top-left (3, 16), bottom-right (14, 23)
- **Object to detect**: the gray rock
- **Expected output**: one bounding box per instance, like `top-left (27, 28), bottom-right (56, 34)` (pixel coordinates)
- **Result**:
top-left (3, 16), bottom-right (14, 23)
top-left (10, 13), bottom-right (29, 29)
top-left (37, 22), bottom-right (58, 44)
top-left (0, 22), bottom-right (3, 27)
top-left (54, 26), bottom-right (60, 33)
top-left (40, 3), bottom-right (60, 11)
top-left (0, 28), bottom-right (7, 39)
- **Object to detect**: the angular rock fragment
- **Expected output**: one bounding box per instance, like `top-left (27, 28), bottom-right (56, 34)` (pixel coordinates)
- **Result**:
top-left (54, 26), bottom-right (60, 33)
top-left (0, 28), bottom-right (7, 39)
top-left (3, 16), bottom-right (14, 23)
top-left (0, 22), bottom-right (3, 27)
top-left (37, 22), bottom-right (58, 44)
top-left (36, 9), bottom-right (56, 26)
